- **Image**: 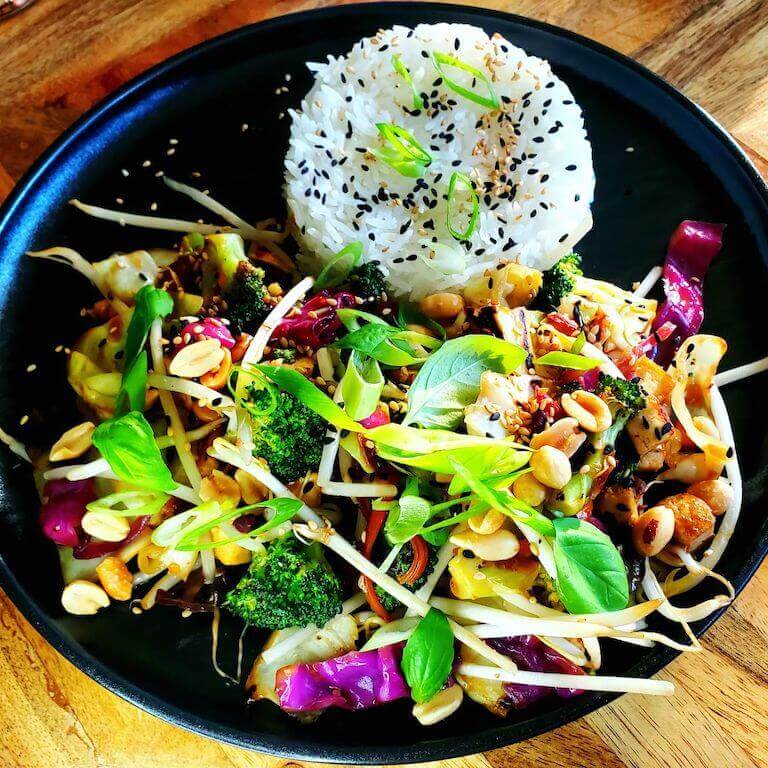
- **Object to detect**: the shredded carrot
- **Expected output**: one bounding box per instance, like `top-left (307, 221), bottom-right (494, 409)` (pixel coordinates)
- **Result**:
top-left (398, 535), bottom-right (429, 586)
top-left (361, 503), bottom-right (394, 621)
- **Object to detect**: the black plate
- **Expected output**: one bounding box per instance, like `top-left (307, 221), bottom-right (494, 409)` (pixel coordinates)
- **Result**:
top-left (1, 3), bottom-right (767, 763)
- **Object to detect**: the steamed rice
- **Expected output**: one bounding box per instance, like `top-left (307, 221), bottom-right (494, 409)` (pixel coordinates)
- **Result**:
top-left (285, 23), bottom-right (595, 299)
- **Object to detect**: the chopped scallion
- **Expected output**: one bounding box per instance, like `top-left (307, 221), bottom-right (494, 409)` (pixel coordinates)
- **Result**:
top-left (431, 51), bottom-right (500, 110)
top-left (446, 171), bottom-right (479, 241)
top-left (371, 123), bottom-right (432, 178)
top-left (392, 54), bottom-right (424, 110)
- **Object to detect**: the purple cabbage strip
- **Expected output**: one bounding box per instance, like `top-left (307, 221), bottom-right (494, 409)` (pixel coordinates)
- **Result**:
top-left (650, 220), bottom-right (724, 365)
top-left (275, 643), bottom-right (409, 713)
top-left (271, 290), bottom-right (357, 347)
top-left (39, 479), bottom-right (96, 548)
top-left (488, 635), bottom-right (585, 710)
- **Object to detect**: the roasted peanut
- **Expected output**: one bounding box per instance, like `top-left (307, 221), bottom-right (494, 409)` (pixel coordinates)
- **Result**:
top-left (512, 473), bottom-right (547, 507)
top-left (289, 472), bottom-right (322, 508)
top-left (61, 580), bottom-right (110, 615)
top-left (211, 526), bottom-right (252, 566)
top-left (597, 486), bottom-right (638, 525)
top-left (412, 684), bottom-right (464, 725)
top-left (235, 468), bottom-right (269, 504)
top-left (199, 347), bottom-right (232, 390)
top-left (468, 508), bottom-right (506, 535)
top-left (631, 505), bottom-right (675, 556)
top-left (289, 355), bottom-right (316, 376)
top-left (561, 390), bottom-right (612, 433)
top-left (659, 453), bottom-right (721, 484)
top-left (49, 421), bottom-right (95, 462)
top-left (529, 417), bottom-right (586, 458)
top-left (96, 556), bottom-right (133, 601)
top-left (688, 477), bottom-right (733, 516)
top-left (168, 338), bottom-right (225, 378)
top-left (663, 493), bottom-right (716, 551)
top-left (230, 333), bottom-right (251, 363)
top-left (450, 528), bottom-right (520, 561)
top-left (419, 292), bottom-right (465, 320)
top-left (200, 469), bottom-right (241, 508)
top-left (530, 445), bottom-right (572, 489)
top-left (81, 511), bottom-right (130, 542)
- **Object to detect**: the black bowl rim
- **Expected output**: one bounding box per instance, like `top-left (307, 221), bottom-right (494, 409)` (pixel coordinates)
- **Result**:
top-left (1, 2), bottom-right (767, 763)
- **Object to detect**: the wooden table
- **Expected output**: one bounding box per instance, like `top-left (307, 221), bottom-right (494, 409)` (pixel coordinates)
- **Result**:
top-left (1, 1), bottom-right (767, 766)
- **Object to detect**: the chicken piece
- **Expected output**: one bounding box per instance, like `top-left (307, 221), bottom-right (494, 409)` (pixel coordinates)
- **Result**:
top-left (597, 486), bottom-right (639, 526)
top-left (627, 395), bottom-right (674, 457)
top-left (464, 263), bottom-right (543, 309)
top-left (464, 371), bottom-right (535, 438)
top-left (662, 493), bottom-right (716, 552)
top-left (92, 250), bottom-right (159, 302)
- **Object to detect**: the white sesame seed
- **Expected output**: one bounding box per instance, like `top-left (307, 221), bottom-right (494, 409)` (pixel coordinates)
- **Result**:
top-left (115, 197), bottom-right (124, 205)
top-left (142, 160), bottom-right (151, 167)
top-left (121, 169), bottom-right (129, 177)
top-left (150, 202), bottom-right (158, 211)
top-left (154, 170), bottom-right (164, 177)
top-left (26, 364), bottom-right (37, 373)
top-left (19, 415), bottom-right (29, 426)
top-left (166, 148), bottom-right (176, 156)
top-left (169, 138), bottom-right (179, 145)
top-left (625, 146), bottom-right (635, 152)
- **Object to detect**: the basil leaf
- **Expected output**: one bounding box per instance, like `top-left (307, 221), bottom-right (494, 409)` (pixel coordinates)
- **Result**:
top-left (396, 301), bottom-right (446, 340)
top-left (421, 526), bottom-right (451, 546)
top-left (378, 440), bottom-right (528, 476)
top-left (384, 492), bottom-right (433, 545)
top-left (402, 608), bottom-right (455, 703)
top-left (123, 285), bottom-right (174, 372)
top-left (92, 411), bottom-right (176, 492)
top-left (337, 308), bottom-right (390, 330)
top-left (552, 517), bottom-right (629, 613)
top-left (253, 364), bottom-right (361, 432)
top-left (535, 351), bottom-right (602, 370)
top-left (333, 323), bottom-right (429, 367)
top-left (114, 350), bottom-right (148, 417)
top-left (341, 351), bottom-right (384, 420)
top-left (315, 242), bottom-right (362, 290)
top-left (403, 335), bottom-right (527, 429)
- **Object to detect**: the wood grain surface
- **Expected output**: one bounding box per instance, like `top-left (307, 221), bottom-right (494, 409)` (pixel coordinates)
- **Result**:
top-left (1, 1), bottom-right (767, 767)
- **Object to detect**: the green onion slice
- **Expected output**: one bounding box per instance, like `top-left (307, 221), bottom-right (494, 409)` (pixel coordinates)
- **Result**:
top-left (431, 51), bottom-right (500, 110)
top-left (446, 172), bottom-right (479, 241)
top-left (341, 351), bottom-right (385, 421)
top-left (392, 54), bottom-right (424, 110)
top-left (315, 241), bottom-right (363, 290)
top-left (570, 331), bottom-right (587, 355)
top-left (371, 123), bottom-right (432, 178)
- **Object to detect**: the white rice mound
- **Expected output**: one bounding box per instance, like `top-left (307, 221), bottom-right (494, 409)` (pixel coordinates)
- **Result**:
top-left (285, 23), bottom-right (595, 299)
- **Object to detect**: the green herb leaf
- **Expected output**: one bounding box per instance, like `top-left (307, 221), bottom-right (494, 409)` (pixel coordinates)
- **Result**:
top-left (446, 172), bottom-right (479, 240)
top-left (371, 123), bottom-right (432, 178)
top-left (571, 331), bottom-right (587, 355)
top-left (384, 491), bottom-right (433, 545)
top-left (341, 351), bottom-right (384, 421)
top-left (333, 322), bottom-right (438, 367)
top-left (114, 350), bottom-right (148, 417)
top-left (402, 608), bottom-right (455, 703)
top-left (337, 308), bottom-right (390, 330)
top-left (450, 459), bottom-right (555, 538)
top-left (403, 335), bottom-right (526, 429)
top-left (314, 242), bottom-right (363, 290)
top-left (431, 51), bottom-right (500, 109)
top-left (392, 54), bottom-right (424, 110)
top-left (552, 517), bottom-right (630, 613)
top-left (535, 351), bottom-right (602, 370)
top-left (92, 411), bottom-right (176, 492)
top-left (379, 441), bottom-right (528, 477)
top-left (396, 301), bottom-right (446, 340)
top-left (123, 285), bottom-right (174, 372)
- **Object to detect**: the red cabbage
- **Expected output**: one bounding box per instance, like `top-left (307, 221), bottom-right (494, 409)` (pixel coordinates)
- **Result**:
top-left (275, 644), bottom-right (409, 712)
top-left (271, 291), bottom-right (356, 347)
top-left (487, 635), bottom-right (585, 710)
top-left (651, 220), bottom-right (724, 365)
top-left (39, 479), bottom-right (95, 547)
top-left (179, 318), bottom-right (235, 349)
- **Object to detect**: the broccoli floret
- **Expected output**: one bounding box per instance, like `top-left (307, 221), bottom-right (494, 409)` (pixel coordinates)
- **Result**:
top-left (224, 534), bottom-right (342, 629)
top-left (271, 348), bottom-right (297, 363)
top-left (542, 252), bottom-right (583, 307)
top-left (225, 261), bottom-right (269, 334)
top-left (375, 543), bottom-right (438, 613)
top-left (349, 262), bottom-right (387, 303)
top-left (609, 459), bottom-right (639, 488)
top-left (595, 373), bottom-right (646, 416)
top-left (248, 384), bottom-right (325, 483)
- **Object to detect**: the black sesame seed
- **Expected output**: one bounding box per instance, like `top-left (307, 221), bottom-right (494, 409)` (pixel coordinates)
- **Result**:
top-left (489, 411), bottom-right (501, 422)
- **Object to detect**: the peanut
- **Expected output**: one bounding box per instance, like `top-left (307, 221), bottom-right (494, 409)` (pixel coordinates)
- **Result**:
top-left (530, 445), bottom-right (572, 489)
top-left (412, 684), bottom-right (464, 725)
top-left (200, 469), bottom-right (241, 508)
top-left (199, 347), bottom-right (232, 390)
top-left (49, 421), bottom-right (95, 462)
top-left (235, 468), bottom-right (269, 504)
top-left (81, 511), bottom-right (130, 542)
top-left (450, 528), bottom-right (519, 561)
top-left (688, 477), bottom-right (733, 516)
top-left (529, 417), bottom-right (586, 458)
top-left (631, 506), bottom-right (675, 556)
top-left (96, 556), bottom-right (133, 601)
top-left (168, 338), bottom-right (225, 378)
top-left (468, 508), bottom-right (506, 535)
top-left (211, 526), bottom-right (252, 566)
top-left (61, 580), bottom-right (110, 615)
top-left (511, 473), bottom-right (547, 507)
top-left (561, 390), bottom-right (612, 433)
top-left (419, 292), bottom-right (465, 320)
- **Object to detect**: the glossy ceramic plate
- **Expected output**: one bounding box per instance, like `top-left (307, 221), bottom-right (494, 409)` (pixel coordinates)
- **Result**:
top-left (1, 3), bottom-right (767, 763)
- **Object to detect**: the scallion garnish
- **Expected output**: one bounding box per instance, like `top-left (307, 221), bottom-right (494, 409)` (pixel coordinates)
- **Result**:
top-left (446, 171), bottom-right (479, 241)
top-left (391, 54), bottom-right (424, 110)
top-left (431, 51), bottom-right (500, 110)
top-left (314, 241), bottom-right (363, 290)
top-left (370, 123), bottom-right (432, 178)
